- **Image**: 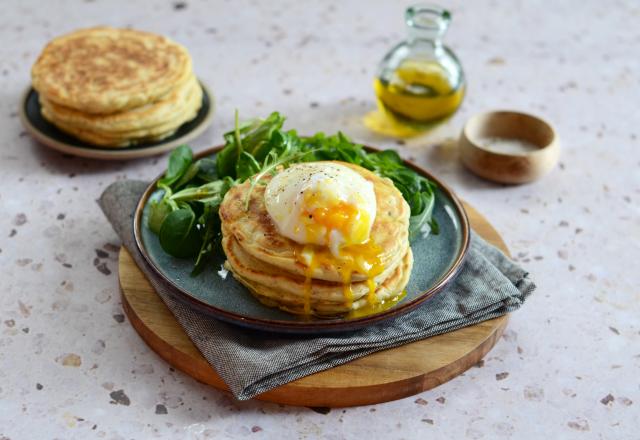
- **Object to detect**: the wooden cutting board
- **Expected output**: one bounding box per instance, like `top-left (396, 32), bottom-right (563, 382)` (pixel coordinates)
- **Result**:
top-left (118, 202), bottom-right (509, 407)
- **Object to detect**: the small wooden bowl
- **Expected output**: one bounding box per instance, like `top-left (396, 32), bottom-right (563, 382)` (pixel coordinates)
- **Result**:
top-left (459, 111), bottom-right (559, 184)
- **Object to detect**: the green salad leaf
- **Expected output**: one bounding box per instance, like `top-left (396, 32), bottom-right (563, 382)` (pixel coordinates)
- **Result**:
top-left (158, 208), bottom-right (202, 258)
top-left (216, 111), bottom-right (286, 179)
top-left (148, 110), bottom-right (439, 275)
top-left (148, 197), bottom-right (174, 234)
top-left (158, 145), bottom-right (193, 187)
top-left (195, 158), bottom-right (218, 182)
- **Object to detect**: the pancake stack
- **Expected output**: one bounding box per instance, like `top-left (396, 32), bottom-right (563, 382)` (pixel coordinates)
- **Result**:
top-left (219, 162), bottom-right (414, 317)
top-left (31, 27), bottom-right (201, 147)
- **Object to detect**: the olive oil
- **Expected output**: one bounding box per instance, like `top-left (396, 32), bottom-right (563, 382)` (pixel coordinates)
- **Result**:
top-left (365, 5), bottom-right (465, 137)
top-left (374, 60), bottom-right (464, 123)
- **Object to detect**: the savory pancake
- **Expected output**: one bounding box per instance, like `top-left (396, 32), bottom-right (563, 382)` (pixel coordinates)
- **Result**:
top-left (222, 233), bottom-right (408, 303)
top-left (230, 249), bottom-right (413, 316)
top-left (219, 162), bottom-right (410, 283)
top-left (31, 27), bottom-right (192, 114)
top-left (39, 75), bottom-right (199, 133)
top-left (40, 80), bottom-right (202, 147)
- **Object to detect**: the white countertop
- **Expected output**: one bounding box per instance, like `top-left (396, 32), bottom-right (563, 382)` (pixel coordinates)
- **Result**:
top-left (0, 0), bottom-right (638, 438)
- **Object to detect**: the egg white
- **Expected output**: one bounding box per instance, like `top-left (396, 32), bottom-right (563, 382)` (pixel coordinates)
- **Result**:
top-left (264, 162), bottom-right (377, 255)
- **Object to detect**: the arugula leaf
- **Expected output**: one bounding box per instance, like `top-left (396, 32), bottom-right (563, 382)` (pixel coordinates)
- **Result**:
top-left (214, 138), bottom-right (239, 179)
top-left (236, 151), bottom-right (261, 180)
top-left (408, 192), bottom-right (436, 240)
top-left (216, 112), bottom-right (285, 178)
top-left (307, 132), bottom-right (366, 164)
top-left (241, 112), bottom-right (286, 155)
top-left (243, 148), bottom-right (318, 210)
top-left (360, 149), bottom-right (437, 235)
top-left (253, 129), bottom-right (299, 162)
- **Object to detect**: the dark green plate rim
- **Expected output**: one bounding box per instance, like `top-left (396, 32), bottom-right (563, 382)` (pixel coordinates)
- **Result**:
top-left (19, 80), bottom-right (214, 160)
top-left (133, 145), bottom-right (470, 333)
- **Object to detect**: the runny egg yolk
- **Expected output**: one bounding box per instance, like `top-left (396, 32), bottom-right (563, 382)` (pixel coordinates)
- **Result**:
top-left (296, 193), bottom-right (385, 314)
top-left (296, 241), bottom-right (385, 314)
top-left (264, 162), bottom-right (384, 314)
top-left (301, 189), bottom-right (371, 250)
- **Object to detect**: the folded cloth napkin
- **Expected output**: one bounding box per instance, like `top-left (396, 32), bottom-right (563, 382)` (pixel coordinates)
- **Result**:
top-left (99, 180), bottom-right (535, 401)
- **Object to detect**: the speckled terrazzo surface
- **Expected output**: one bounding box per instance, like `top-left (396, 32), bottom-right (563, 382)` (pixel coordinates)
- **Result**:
top-left (0, 0), bottom-right (638, 438)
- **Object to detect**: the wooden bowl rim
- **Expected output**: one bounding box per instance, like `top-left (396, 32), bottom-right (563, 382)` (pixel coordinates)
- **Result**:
top-left (461, 110), bottom-right (558, 158)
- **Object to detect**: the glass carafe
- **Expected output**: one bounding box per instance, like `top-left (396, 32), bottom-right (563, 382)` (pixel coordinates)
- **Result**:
top-left (374, 4), bottom-right (465, 125)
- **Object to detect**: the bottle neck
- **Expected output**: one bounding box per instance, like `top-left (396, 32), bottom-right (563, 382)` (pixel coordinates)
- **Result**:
top-left (405, 4), bottom-right (450, 45)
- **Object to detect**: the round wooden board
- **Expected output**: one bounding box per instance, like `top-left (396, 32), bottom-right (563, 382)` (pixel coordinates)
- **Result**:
top-left (119, 202), bottom-right (509, 407)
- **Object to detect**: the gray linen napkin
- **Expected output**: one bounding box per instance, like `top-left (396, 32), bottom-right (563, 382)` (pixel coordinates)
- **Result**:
top-left (99, 180), bottom-right (535, 400)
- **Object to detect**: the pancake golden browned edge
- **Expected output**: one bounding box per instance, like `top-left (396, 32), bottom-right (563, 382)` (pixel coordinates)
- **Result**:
top-left (218, 161), bottom-right (413, 317)
top-left (226, 241), bottom-right (414, 317)
top-left (38, 75), bottom-right (199, 134)
top-left (219, 162), bottom-right (410, 283)
top-left (222, 233), bottom-right (406, 300)
top-left (31, 26), bottom-right (192, 114)
top-left (39, 79), bottom-right (203, 147)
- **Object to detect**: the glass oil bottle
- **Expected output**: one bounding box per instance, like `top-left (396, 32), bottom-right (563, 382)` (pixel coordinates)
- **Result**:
top-left (367, 4), bottom-right (465, 136)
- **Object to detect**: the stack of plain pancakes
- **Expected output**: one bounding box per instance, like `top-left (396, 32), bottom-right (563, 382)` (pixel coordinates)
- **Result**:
top-left (219, 162), bottom-right (414, 317)
top-left (31, 27), bottom-right (202, 147)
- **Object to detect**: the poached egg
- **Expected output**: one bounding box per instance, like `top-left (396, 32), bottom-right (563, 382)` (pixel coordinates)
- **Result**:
top-left (265, 162), bottom-right (376, 254)
top-left (264, 162), bottom-right (384, 312)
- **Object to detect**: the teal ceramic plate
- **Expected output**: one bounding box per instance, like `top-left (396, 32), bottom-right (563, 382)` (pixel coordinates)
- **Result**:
top-left (19, 81), bottom-right (214, 161)
top-left (134, 146), bottom-right (469, 333)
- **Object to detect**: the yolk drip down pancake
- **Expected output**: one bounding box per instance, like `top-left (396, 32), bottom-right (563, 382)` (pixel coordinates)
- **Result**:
top-left (220, 162), bottom-right (409, 283)
top-left (219, 161), bottom-right (412, 317)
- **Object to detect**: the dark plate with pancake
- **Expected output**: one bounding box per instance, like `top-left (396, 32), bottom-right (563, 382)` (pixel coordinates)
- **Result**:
top-left (19, 82), bottom-right (214, 160)
top-left (133, 146), bottom-right (470, 334)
